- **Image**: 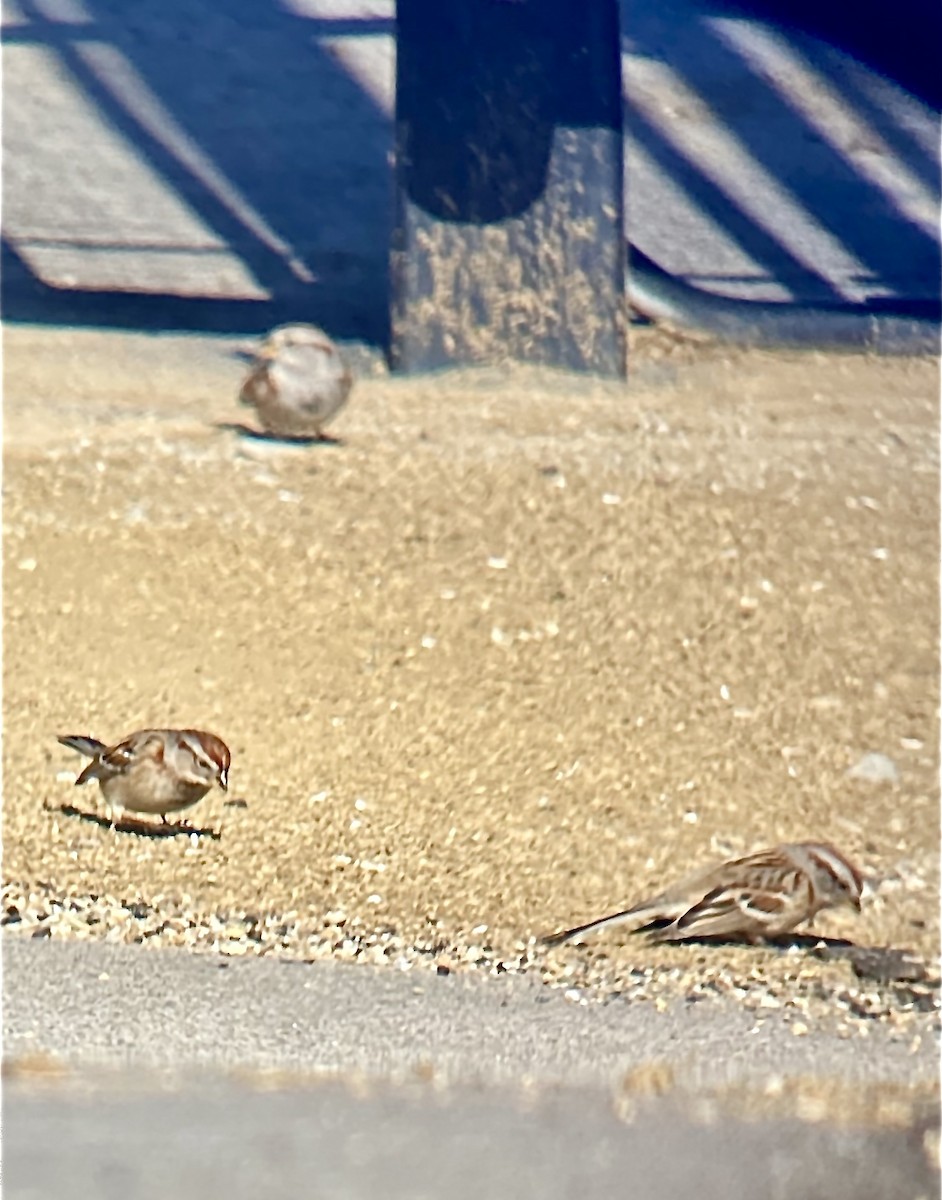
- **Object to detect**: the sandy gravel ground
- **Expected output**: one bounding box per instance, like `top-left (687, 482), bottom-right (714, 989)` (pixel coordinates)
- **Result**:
top-left (3, 326), bottom-right (939, 1093)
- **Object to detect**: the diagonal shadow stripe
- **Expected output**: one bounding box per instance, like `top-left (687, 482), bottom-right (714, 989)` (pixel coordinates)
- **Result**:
top-left (0, 237), bottom-right (389, 341)
top-left (625, 97), bottom-right (848, 301)
top-left (644, 9), bottom-right (940, 288)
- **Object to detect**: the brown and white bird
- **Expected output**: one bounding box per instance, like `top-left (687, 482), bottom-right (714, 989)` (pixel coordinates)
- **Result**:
top-left (542, 841), bottom-right (864, 946)
top-left (57, 729), bottom-right (230, 822)
top-left (238, 323), bottom-right (353, 439)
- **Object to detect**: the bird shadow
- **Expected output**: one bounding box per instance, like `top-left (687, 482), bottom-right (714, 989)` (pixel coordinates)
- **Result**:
top-left (618, 918), bottom-right (859, 952)
top-left (214, 420), bottom-right (343, 446)
top-left (685, 931), bottom-right (858, 953)
top-left (628, 926), bottom-right (929, 984)
top-left (806, 940), bottom-right (933, 985)
top-left (544, 923), bottom-right (859, 954)
top-left (543, 923), bottom-right (930, 985)
top-left (45, 801), bottom-right (221, 841)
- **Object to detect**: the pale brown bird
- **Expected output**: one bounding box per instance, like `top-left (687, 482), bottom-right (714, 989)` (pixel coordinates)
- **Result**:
top-left (57, 729), bottom-right (230, 823)
top-left (543, 841), bottom-right (864, 946)
top-left (239, 324), bottom-right (353, 439)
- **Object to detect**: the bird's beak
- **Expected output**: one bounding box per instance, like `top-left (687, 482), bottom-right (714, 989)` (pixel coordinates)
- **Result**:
top-left (856, 877), bottom-right (878, 912)
top-left (232, 339), bottom-right (273, 363)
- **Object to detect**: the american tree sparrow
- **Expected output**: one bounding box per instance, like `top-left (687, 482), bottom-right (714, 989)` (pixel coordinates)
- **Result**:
top-left (57, 729), bottom-right (230, 822)
top-left (543, 841), bottom-right (864, 946)
top-left (239, 323), bottom-right (353, 439)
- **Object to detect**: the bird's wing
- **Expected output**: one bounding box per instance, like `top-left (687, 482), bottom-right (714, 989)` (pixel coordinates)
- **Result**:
top-left (658, 884), bottom-right (792, 941)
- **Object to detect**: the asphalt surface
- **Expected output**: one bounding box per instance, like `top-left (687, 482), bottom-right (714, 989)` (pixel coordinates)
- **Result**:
top-left (5, 1071), bottom-right (936, 1200)
top-left (4, 938), bottom-right (939, 1200)
top-left (5, 938), bottom-right (937, 1085)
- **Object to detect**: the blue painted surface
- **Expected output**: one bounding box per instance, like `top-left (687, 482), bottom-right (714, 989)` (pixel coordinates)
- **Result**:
top-left (2, 0), bottom-right (938, 343)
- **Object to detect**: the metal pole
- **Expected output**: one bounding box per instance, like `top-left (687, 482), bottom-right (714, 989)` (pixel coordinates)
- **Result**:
top-left (391, 0), bottom-right (627, 377)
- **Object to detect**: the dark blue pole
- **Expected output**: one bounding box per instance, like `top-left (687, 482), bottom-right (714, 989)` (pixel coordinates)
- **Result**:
top-left (391, 0), bottom-right (626, 377)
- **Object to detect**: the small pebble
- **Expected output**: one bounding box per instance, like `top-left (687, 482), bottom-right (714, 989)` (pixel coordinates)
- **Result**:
top-left (846, 752), bottom-right (900, 784)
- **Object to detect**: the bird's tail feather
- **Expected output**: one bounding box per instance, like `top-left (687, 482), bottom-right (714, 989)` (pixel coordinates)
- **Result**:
top-left (541, 907), bottom-right (643, 947)
top-left (57, 734), bottom-right (106, 759)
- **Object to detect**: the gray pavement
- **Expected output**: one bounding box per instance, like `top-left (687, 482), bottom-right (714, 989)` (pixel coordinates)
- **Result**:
top-left (5, 1070), bottom-right (936, 1200)
top-left (3, 937), bottom-right (937, 1087)
top-left (4, 938), bottom-right (939, 1200)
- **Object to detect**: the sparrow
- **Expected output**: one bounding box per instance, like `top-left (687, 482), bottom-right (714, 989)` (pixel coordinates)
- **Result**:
top-left (57, 729), bottom-right (230, 822)
top-left (542, 841), bottom-right (864, 946)
top-left (238, 324), bottom-right (353, 439)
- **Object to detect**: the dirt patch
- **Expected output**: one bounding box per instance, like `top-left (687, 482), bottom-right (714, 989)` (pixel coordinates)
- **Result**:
top-left (2, 325), bottom-right (938, 1036)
